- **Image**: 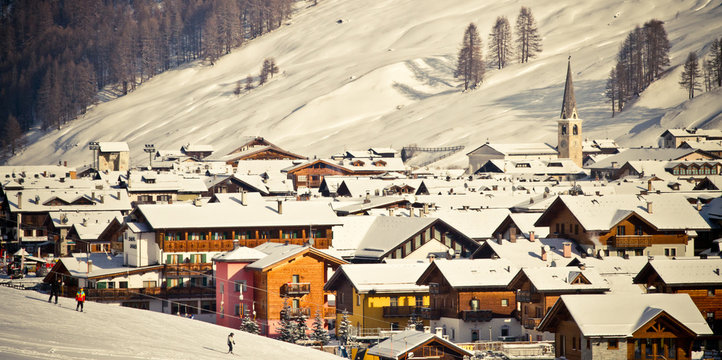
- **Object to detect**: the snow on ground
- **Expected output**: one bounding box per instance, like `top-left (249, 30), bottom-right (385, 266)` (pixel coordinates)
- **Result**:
top-left (0, 286), bottom-right (338, 360)
top-left (7, 0), bottom-right (722, 167)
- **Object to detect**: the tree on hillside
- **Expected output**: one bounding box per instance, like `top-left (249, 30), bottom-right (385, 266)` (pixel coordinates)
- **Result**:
top-left (4, 115), bottom-right (25, 155)
top-left (309, 310), bottom-right (330, 345)
top-left (680, 52), bottom-right (701, 99)
top-left (245, 75), bottom-right (255, 90)
top-left (294, 309), bottom-right (309, 341)
top-left (456, 23), bottom-right (484, 90)
top-left (642, 20), bottom-right (671, 83)
top-left (515, 7), bottom-right (542, 63)
top-left (604, 68), bottom-right (618, 117)
top-left (703, 60), bottom-right (714, 92)
top-left (709, 38), bottom-right (722, 88)
top-left (488, 16), bottom-right (513, 69)
top-left (234, 80), bottom-right (242, 95)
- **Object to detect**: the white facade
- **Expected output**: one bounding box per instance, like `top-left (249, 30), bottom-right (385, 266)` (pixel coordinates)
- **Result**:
top-left (430, 317), bottom-right (522, 343)
top-left (123, 229), bottom-right (160, 266)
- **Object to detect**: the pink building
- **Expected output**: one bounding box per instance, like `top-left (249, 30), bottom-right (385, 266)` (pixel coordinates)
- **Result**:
top-left (214, 247), bottom-right (266, 329)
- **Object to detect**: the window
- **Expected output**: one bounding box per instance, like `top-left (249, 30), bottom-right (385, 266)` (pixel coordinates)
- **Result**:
top-left (235, 280), bottom-right (247, 293)
top-left (405, 241), bottom-right (412, 256)
top-left (501, 299), bottom-right (509, 307)
top-left (292, 275), bottom-right (300, 283)
top-left (560, 224), bottom-right (565, 234)
top-left (143, 281), bottom-right (156, 288)
top-left (414, 235), bottom-right (422, 249)
top-left (708, 289), bottom-right (716, 297)
top-left (220, 283), bottom-right (224, 294)
top-left (297, 175), bottom-right (307, 182)
top-left (617, 225), bottom-right (626, 235)
top-left (156, 195), bottom-right (171, 202)
top-left (390, 296), bottom-right (398, 307)
top-left (608, 339), bottom-right (619, 350)
top-left (292, 299), bottom-right (300, 309)
top-left (575, 224), bottom-right (579, 235)
top-left (635, 226), bottom-right (643, 236)
top-left (587, 339), bottom-right (591, 349)
top-left (119, 281), bottom-right (128, 289)
top-left (573, 125), bottom-right (578, 135)
top-left (555, 223), bottom-right (560, 233)
top-left (415, 295), bottom-right (424, 307)
top-left (357, 294), bottom-right (361, 306)
top-left (664, 248), bottom-right (677, 257)
top-left (572, 337), bottom-right (577, 350)
top-left (97, 282), bottom-right (107, 289)
top-left (234, 304), bottom-right (240, 316)
top-left (561, 125), bottom-right (567, 135)
top-left (201, 300), bottom-right (215, 314)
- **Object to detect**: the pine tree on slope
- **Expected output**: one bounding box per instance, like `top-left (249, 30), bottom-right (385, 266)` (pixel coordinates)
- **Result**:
top-left (680, 52), bottom-right (702, 99)
top-left (456, 23), bottom-right (484, 90)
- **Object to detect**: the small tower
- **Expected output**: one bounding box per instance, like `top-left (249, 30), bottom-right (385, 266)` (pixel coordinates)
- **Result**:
top-left (557, 57), bottom-right (583, 167)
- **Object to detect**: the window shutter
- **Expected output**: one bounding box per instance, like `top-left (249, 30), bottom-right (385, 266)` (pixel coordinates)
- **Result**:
top-left (201, 254), bottom-right (207, 263)
top-left (202, 277), bottom-right (208, 287)
top-left (166, 254), bottom-right (172, 264)
top-left (177, 254), bottom-right (183, 263)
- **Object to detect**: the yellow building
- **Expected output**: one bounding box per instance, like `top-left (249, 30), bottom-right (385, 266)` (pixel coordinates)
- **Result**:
top-left (324, 262), bottom-right (431, 337)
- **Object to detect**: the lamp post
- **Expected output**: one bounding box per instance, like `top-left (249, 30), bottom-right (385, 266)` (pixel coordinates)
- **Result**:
top-left (144, 144), bottom-right (155, 168)
top-left (88, 142), bottom-right (100, 170)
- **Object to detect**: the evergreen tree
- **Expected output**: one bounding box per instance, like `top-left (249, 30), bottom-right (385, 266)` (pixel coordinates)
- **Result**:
top-left (259, 60), bottom-right (269, 85)
top-left (709, 38), bottom-right (722, 88)
top-left (338, 309), bottom-right (351, 345)
top-left (310, 310), bottom-right (330, 345)
top-left (234, 80), bottom-right (242, 95)
top-left (456, 23), bottom-right (484, 90)
top-left (703, 60), bottom-right (714, 92)
top-left (680, 52), bottom-right (701, 99)
top-left (515, 7), bottom-right (542, 63)
top-left (4, 115), bottom-right (25, 155)
top-left (488, 16), bottom-right (513, 69)
top-left (294, 309), bottom-right (309, 341)
top-left (240, 312), bottom-right (260, 335)
top-left (245, 75), bottom-right (255, 90)
top-left (276, 299), bottom-right (298, 343)
top-left (605, 68), bottom-right (618, 117)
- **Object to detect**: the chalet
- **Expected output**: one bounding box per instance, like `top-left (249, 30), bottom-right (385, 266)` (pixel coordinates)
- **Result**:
top-left (666, 161), bottom-right (722, 177)
top-left (633, 258), bottom-right (722, 341)
top-left (213, 246), bottom-right (267, 330)
top-left (204, 173), bottom-right (294, 197)
top-left (491, 213), bottom-right (550, 243)
top-left (121, 171), bottom-right (207, 205)
top-left (587, 148), bottom-right (719, 180)
top-left (680, 140), bottom-right (722, 158)
top-left (660, 128), bottom-right (722, 149)
top-left (537, 294), bottom-right (713, 360)
top-left (474, 159), bottom-right (587, 181)
top-left (332, 216), bottom-right (480, 263)
top-left (332, 196), bottom-right (410, 216)
top-left (284, 158), bottom-right (405, 190)
top-left (219, 137), bottom-right (306, 166)
top-left (244, 243), bottom-right (347, 337)
top-left (62, 211), bottom-right (122, 254)
top-left (97, 142), bottom-right (130, 172)
top-left (507, 267), bottom-right (610, 341)
top-left (363, 329), bottom-right (472, 360)
top-left (582, 138), bottom-right (621, 157)
top-left (180, 144), bottom-right (214, 159)
top-left (324, 262), bottom-right (430, 338)
top-left (534, 194), bottom-right (710, 258)
top-left (416, 259), bottom-right (521, 342)
top-left (466, 143), bottom-right (559, 174)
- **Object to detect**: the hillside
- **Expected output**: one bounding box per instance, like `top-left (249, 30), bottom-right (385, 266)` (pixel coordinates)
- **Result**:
top-left (7, 0), bottom-right (722, 167)
top-left (0, 286), bottom-right (339, 360)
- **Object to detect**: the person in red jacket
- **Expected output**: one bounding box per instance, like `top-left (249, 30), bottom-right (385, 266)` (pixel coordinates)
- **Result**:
top-left (75, 288), bottom-right (86, 312)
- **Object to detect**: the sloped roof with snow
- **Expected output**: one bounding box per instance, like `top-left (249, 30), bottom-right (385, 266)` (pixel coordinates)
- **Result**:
top-left (467, 143), bottom-right (558, 156)
top-left (212, 246), bottom-right (268, 262)
top-left (634, 258), bottom-right (722, 286)
top-left (426, 259), bottom-right (517, 288)
top-left (432, 209), bottom-right (510, 239)
top-left (541, 293), bottom-right (712, 337)
top-left (326, 262), bottom-right (430, 293)
top-left (353, 216), bottom-right (437, 259)
top-left (587, 148), bottom-right (707, 169)
top-left (98, 142), bottom-right (129, 152)
top-left (519, 267), bottom-right (609, 292)
top-left (367, 330), bottom-right (472, 358)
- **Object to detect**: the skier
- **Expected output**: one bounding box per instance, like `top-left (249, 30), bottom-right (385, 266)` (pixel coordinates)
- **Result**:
top-left (48, 278), bottom-right (61, 304)
top-left (227, 333), bottom-right (235, 354)
top-left (75, 287), bottom-right (86, 312)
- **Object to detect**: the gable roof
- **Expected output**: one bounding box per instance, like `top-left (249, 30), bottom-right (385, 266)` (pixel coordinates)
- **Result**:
top-left (213, 246), bottom-right (268, 262)
top-left (633, 258), bottom-right (722, 286)
top-left (245, 245), bottom-right (346, 271)
top-left (98, 142), bottom-right (129, 152)
top-left (324, 262), bottom-right (430, 294)
top-left (418, 259), bottom-right (517, 289)
top-left (538, 293), bottom-right (712, 337)
top-left (366, 330), bottom-right (472, 359)
top-left (467, 143), bottom-right (558, 156)
top-left (587, 148), bottom-right (717, 170)
top-left (509, 267), bottom-right (609, 292)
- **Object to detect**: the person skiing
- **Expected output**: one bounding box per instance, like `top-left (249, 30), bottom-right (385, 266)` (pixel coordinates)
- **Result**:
top-left (48, 278), bottom-right (61, 304)
top-left (227, 333), bottom-right (235, 354)
top-left (75, 287), bottom-right (86, 312)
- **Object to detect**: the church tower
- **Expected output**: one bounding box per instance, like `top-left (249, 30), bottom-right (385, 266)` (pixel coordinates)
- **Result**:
top-left (557, 58), bottom-right (583, 167)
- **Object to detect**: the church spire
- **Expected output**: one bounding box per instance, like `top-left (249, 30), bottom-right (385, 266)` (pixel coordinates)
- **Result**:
top-left (560, 57), bottom-right (578, 119)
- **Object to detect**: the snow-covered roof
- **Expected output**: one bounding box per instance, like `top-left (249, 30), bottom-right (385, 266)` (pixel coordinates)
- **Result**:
top-left (326, 262), bottom-right (430, 294)
top-left (98, 142), bottom-right (129, 152)
top-left (181, 144), bottom-right (214, 152)
top-left (541, 293), bottom-right (713, 337)
top-left (516, 267), bottom-right (609, 292)
top-left (58, 253), bottom-right (161, 279)
top-left (680, 140), bottom-right (722, 152)
top-left (352, 216), bottom-right (437, 259)
top-left (467, 142), bottom-right (558, 156)
top-left (4, 188), bottom-right (132, 213)
top-left (367, 330), bottom-right (472, 358)
top-left (587, 148), bottom-right (708, 169)
top-left (432, 209), bottom-right (510, 239)
top-left (426, 259), bottom-right (517, 288)
top-left (48, 210), bottom-right (122, 229)
top-left (634, 258), bottom-right (722, 286)
top-left (479, 158), bottom-right (586, 175)
top-left (213, 246), bottom-right (269, 262)
top-left (136, 196), bottom-right (341, 229)
top-left (477, 237), bottom-right (581, 268)
top-left (246, 244), bottom-right (345, 270)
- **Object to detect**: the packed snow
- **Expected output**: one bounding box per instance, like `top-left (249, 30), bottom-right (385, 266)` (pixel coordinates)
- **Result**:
top-left (7, 0), bottom-right (722, 167)
top-left (0, 286), bottom-right (339, 360)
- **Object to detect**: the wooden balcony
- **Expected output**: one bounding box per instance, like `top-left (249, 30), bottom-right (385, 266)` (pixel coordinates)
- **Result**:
top-left (80, 286), bottom-right (215, 301)
top-left (282, 282), bottom-right (311, 296)
top-left (459, 310), bottom-right (493, 322)
top-left (419, 307), bottom-right (440, 320)
top-left (382, 306), bottom-right (421, 318)
top-left (286, 307), bottom-right (311, 318)
top-left (516, 290), bottom-right (541, 303)
top-left (323, 306), bottom-right (336, 319)
top-left (611, 235), bottom-right (652, 248)
top-left (165, 263), bottom-right (213, 275)
top-left (524, 317), bottom-right (541, 330)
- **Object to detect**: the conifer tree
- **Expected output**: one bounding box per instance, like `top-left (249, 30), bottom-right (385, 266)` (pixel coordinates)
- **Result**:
top-left (294, 309), bottom-right (309, 341)
top-left (680, 52), bottom-right (701, 99)
top-left (488, 16), bottom-right (513, 69)
top-left (605, 68), bottom-right (618, 117)
top-left (456, 23), bottom-right (484, 90)
top-left (240, 312), bottom-right (260, 335)
top-left (234, 80), bottom-right (242, 95)
top-left (515, 7), bottom-right (542, 63)
top-left (276, 299), bottom-right (298, 343)
top-left (709, 38), bottom-right (722, 88)
top-left (310, 310), bottom-right (330, 345)
top-left (245, 75), bottom-right (255, 90)
top-left (4, 115), bottom-right (24, 155)
top-left (337, 309), bottom-right (351, 345)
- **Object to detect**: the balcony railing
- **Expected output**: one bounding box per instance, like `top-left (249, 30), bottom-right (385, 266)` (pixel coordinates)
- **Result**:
top-left (382, 306), bottom-right (421, 317)
top-left (282, 282), bottom-right (311, 296)
top-left (323, 306), bottom-right (336, 319)
top-left (286, 307), bottom-right (311, 318)
top-left (74, 286), bottom-right (215, 301)
top-left (419, 307), bottom-right (440, 320)
top-left (611, 235), bottom-right (653, 248)
top-left (162, 237), bottom-right (332, 252)
top-left (165, 263), bottom-right (213, 275)
top-left (459, 310), bottom-right (493, 322)
top-left (524, 317), bottom-right (541, 330)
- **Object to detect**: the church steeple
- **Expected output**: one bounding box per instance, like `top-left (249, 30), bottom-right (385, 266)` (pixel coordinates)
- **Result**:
top-left (560, 57), bottom-right (578, 120)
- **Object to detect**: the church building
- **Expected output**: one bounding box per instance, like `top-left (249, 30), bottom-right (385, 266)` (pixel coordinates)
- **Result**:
top-left (557, 58), bottom-right (583, 167)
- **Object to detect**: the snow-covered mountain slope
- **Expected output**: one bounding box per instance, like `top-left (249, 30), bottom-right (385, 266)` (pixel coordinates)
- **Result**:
top-left (8, 0), bottom-right (722, 167)
top-left (0, 286), bottom-right (338, 360)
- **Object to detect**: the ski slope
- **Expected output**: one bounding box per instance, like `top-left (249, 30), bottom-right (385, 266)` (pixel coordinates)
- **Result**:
top-left (0, 286), bottom-right (339, 360)
top-left (7, 0), bottom-right (722, 167)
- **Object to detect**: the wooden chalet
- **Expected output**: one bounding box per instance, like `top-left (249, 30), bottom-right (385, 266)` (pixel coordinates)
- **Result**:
top-left (633, 259), bottom-right (722, 343)
top-left (245, 244), bottom-right (347, 337)
top-left (222, 137), bottom-right (306, 166)
top-left (507, 266), bottom-right (610, 341)
top-left (285, 158), bottom-right (405, 190)
top-left (362, 329), bottom-right (472, 360)
top-left (415, 259), bottom-right (521, 342)
top-left (538, 294), bottom-right (712, 360)
top-left (534, 194), bottom-right (710, 258)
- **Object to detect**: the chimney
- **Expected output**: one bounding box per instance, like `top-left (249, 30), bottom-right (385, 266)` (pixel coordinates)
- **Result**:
top-left (423, 203), bottom-right (429, 215)
top-left (563, 242), bottom-right (572, 258)
top-left (17, 192), bottom-right (22, 209)
top-left (496, 233), bottom-right (503, 245)
top-left (409, 207), bottom-right (415, 218)
top-left (364, 192), bottom-right (371, 204)
top-left (117, 191), bottom-right (121, 200)
top-left (541, 246), bottom-right (548, 261)
top-left (91, 191), bottom-right (95, 201)
top-left (647, 201), bottom-right (653, 214)
top-left (388, 207), bottom-right (395, 217)
top-left (87, 260), bottom-right (93, 273)
top-left (241, 190), bottom-right (247, 206)
top-left (529, 231), bottom-right (536, 242)
top-left (277, 200), bottom-right (283, 214)
top-left (578, 263), bottom-right (586, 270)
top-left (64, 160), bottom-right (67, 167)
top-left (509, 227), bottom-right (517, 243)
top-left (99, 194), bottom-right (104, 204)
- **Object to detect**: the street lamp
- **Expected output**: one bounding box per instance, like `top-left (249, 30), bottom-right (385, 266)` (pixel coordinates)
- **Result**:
top-left (88, 141), bottom-right (100, 170)
top-left (144, 144), bottom-right (156, 169)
